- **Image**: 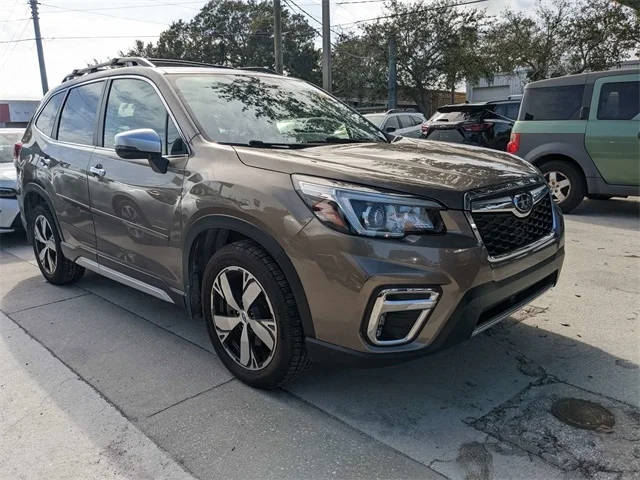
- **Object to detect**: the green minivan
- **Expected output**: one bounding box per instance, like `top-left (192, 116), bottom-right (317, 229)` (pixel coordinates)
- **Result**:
top-left (507, 68), bottom-right (639, 212)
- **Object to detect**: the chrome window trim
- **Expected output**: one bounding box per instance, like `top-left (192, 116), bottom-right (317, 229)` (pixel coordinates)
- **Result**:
top-left (33, 75), bottom-right (190, 155)
top-left (99, 75), bottom-right (190, 155)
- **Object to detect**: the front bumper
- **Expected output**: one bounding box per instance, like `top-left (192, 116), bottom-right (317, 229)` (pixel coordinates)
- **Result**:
top-left (287, 202), bottom-right (564, 365)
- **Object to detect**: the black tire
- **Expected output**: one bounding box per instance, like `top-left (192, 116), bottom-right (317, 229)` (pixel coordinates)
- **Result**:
top-left (30, 204), bottom-right (85, 285)
top-left (587, 194), bottom-right (614, 200)
top-left (539, 160), bottom-right (586, 214)
top-left (201, 240), bottom-right (308, 389)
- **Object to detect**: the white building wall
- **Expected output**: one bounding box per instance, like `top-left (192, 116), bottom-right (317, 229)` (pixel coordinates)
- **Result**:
top-left (466, 69), bottom-right (529, 102)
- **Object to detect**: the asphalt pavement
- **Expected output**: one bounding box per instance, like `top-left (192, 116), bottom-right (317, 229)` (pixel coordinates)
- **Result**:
top-left (0, 197), bottom-right (638, 480)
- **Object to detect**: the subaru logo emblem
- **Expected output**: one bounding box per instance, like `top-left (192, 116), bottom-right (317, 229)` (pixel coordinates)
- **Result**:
top-left (513, 192), bottom-right (534, 215)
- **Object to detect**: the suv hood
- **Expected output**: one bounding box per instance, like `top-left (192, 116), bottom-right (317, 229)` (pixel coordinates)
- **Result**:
top-left (233, 137), bottom-right (539, 209)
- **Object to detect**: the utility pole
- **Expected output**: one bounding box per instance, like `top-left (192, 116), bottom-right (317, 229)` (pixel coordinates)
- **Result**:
top-left (387, 36), bottom-right (397, 110)
top-left (273, 0), bottom-right (283, 74)
top-left (29, 0), bottom-right (48, 95)
top-left (321, 0), bottom-right (331, 91)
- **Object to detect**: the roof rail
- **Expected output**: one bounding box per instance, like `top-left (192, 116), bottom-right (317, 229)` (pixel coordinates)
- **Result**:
top-left (241, 66), bottom-right (281, 75)
top-left (385, 108), bottom-right (417, 114)
top-left (61, 57), bottom-right (230, 83)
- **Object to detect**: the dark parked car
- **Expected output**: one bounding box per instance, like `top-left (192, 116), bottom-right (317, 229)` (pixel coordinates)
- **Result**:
top-left (15, 57), bottom-right (564, 389)
top-left (421, 99), bottom-right (521, 151)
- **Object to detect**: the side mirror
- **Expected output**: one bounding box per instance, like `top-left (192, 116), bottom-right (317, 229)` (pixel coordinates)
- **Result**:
top-left (385, 126), bottom-right (396, 133)
top-left (115, 128), bottom-right (168, 174)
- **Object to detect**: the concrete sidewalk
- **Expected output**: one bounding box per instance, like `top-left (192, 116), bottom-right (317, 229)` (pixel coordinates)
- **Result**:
top-left (0, 311), bottom-right (195, 480)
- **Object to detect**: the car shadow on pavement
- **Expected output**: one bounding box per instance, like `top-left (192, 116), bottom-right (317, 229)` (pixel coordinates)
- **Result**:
top-left (1, 264), bottom-right (638, 479)
top-left (568, 197), bottom-right (639, 231)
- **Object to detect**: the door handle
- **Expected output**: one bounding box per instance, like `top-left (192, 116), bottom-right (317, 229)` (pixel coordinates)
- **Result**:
top-left (90, 165), bottom-right (106, 178)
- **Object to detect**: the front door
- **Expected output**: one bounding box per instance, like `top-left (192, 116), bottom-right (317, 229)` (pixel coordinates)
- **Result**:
top-left (88, 77), bottom-right (189, 291)
top-left (585, 74), bottom-right (640, 186)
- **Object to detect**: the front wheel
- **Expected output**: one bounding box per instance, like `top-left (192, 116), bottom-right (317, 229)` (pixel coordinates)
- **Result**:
top-left (539, 160), bottom-right (586, 213)
top-left (201, 240), bottom-right (308, 389)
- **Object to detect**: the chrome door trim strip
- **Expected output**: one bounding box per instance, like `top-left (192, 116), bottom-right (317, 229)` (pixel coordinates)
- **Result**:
top-left (75, 256), bottom-right (174, 303)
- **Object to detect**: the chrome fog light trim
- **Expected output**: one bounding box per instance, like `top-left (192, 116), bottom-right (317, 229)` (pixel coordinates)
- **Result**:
top-left (366, 287), bottom-right (440, 346)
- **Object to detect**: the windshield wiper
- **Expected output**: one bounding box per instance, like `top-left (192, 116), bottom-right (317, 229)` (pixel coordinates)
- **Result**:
top-left (304, 136), bottom-right (385, 145)
top-left (220, 140), bottom-right (307, 149)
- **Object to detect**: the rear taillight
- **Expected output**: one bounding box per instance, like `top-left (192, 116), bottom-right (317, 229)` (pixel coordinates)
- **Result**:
top-left (506, 133), bottom-right (520, 154)
top-left (13, 142), bottom-right (22, 162)
top-left (421, 123), bottom-right (429, 133)
top-left (461, 122), bottom-right (491, 132)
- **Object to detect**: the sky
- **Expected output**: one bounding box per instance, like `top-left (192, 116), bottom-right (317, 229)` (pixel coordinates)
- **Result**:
top-left (0, 0), bottom-right (535, 100)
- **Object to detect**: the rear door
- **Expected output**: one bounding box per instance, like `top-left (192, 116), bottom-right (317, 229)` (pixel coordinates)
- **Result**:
top-left (48, 81), bottom-right (105, 260)
top-left (88, 77), bottom-right (189, 290)
top-left (585, 74), bottom-right (640, 185)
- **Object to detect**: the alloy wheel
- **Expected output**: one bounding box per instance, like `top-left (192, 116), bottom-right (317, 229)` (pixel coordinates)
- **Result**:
top-left (33, 214), bottom-right (57, 275)
top-left (545, 170), bottom-right (571, 204)
top-left (211, 266), bottom-right (277, 370)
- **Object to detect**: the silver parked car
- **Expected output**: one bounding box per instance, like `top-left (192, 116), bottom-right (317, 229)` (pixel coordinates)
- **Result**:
top-left (364, 110), bottom-right (425, 138)
top-left (0, 128), bottom-right (23, 232)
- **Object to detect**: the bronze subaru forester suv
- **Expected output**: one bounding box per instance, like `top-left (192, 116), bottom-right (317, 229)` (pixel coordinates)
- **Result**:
top-left (15, 58), bottom-right (564, 388)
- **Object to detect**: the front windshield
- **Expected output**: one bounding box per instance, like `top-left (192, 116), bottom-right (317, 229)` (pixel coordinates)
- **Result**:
top-left (0, 132), bottom-right (22, 163)
top-left (171, 74), bottom-right (386, 146)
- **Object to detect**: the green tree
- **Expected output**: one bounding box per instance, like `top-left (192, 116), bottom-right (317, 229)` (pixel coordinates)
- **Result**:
top-left (124, 0), bottom-right (320, 82)
top-left (357, 0), bottom-right (490, 113)
top-left (487, 0), bottom-right (639, 81)
top-left (332, 34), bottom-right (386, 102)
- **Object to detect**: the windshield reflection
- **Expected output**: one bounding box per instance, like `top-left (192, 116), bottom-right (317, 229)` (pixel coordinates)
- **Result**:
top-left (171, 74), bottom-right (386, 146)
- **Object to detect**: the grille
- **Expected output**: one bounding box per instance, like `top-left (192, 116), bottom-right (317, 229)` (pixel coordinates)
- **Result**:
top-left (472, 195), bottom-right (553, 257)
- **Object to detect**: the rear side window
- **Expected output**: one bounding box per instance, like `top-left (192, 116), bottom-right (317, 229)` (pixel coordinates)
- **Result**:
top-left (35, 92), bottom-right (64, 137)
top-left (520, 85), bottom-right (585, 121)
top-left (57, 82), bottom-right (104, 145)
top-left (597, 81), bottom-right (640, 120)
top-left (492, 102), bottom-right (520, 120)
top-left (103, 78), bottom-right (186, 155)
top-left (384, 116), bottom-right (400, 130)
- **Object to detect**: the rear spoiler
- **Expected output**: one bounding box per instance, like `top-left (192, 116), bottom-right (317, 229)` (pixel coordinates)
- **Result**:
top-left (436, 103), bottom-right (514, 124)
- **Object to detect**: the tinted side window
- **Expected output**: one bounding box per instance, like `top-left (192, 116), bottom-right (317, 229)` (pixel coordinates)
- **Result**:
top-left (103, 78), bottom-right (186, 155)
top-left (520, 85), bottom-right (585, 121)
top-left (58, 82), bottom-right (104, 145)
top-left (492, 103), bottom-right (520, 120)
top-left (597, 81), bottom-right (640, 120)
top-left (35, 92), bottom-right (64, 137)
top-left (385, 116), bottom-right (400, 130)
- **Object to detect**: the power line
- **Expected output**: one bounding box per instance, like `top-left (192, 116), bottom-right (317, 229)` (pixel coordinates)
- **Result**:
top-left (332, 0), bottom-right (489, 26)
top-left (0, 35), bottom-right (162, 44)
top-left (37, 2), bottom-right (171, 26)
top-left (37, 1), bottom-right (207, 14)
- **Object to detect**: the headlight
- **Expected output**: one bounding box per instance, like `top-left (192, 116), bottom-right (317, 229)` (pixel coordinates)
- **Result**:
top-left (292, 175), bottom-right (444, 238)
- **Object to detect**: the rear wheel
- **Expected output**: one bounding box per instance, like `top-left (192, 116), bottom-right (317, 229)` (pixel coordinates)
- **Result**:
top-left (201, 240), bottom-right (308, 389)
top-left (30, 205), bottom-right (84, 284)
top-left (539, 160), bottom-right (586, 213)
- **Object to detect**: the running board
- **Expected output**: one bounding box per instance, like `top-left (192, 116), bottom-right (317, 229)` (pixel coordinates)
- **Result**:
top-left (75, 257), bottom-right (174, 304)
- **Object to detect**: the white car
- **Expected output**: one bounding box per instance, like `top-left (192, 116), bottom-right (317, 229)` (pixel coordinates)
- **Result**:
top-left (0, 128), bottom-right (23, 233)
top-left (364, 110), bottom-right (425, 138)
